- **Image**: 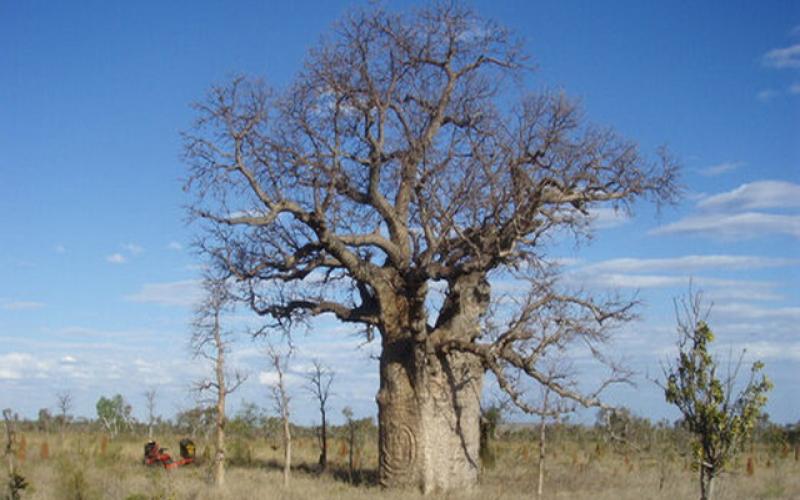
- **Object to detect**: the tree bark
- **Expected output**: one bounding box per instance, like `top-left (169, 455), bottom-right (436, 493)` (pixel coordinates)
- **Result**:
top-left (377, 338), bottom-right (483, 493)
top-left (699, 465), bottom-right (715, 500)
top-left (537, 415), bottom-right (546, 497)
top-left (319, 409), bottom-right (327, 470)
top-left (282, 411), bottom-right (291, 488)
top-left (213, 368), bottom-right (226, 487)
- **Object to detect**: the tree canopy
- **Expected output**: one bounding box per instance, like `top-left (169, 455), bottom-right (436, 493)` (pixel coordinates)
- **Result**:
top-left (184, 2), bottom-right (679, 415)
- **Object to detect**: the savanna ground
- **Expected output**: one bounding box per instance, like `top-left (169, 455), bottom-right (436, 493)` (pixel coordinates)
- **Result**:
top-left (8, 426), bottom-right (800, 500)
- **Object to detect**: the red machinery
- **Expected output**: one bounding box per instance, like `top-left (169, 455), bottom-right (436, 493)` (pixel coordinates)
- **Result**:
top-left (143, 438), bottom-right (195, 469)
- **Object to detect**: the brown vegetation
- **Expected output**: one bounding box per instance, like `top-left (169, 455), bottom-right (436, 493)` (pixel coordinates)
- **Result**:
top-left (4, 425), bottom-right (799, 499)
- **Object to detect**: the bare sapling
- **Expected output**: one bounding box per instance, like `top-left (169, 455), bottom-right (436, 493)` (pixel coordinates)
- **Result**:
top-left (304, 359), bottom-right (334, 471)
top-left (267, 343), bottom-right (293, 488)
top-left (191, 274), bottom-right (246, 488)
top-left (55, 391), bottom-right (72, 440)
top-left (144, 388), bottom-right (158, 440)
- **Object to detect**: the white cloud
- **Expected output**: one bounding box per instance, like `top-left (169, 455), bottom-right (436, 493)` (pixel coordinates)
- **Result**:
top-left (60, 355), bottom-right (77, 364)
top-left (698, 161), bottom-right (742, 177)
top-left (2, 301), bottom-right (45, 311)
top-left (790, 82), bottom-right (800, 94)
top-left (54, 244), bottom-right (66, 254)
top-left (125, 279), bottom-right (202, 307)
top-left (0, 353), bottom-right (50, 380)
top-left (582, 255), bottom-right (797, 274)
top-left (697, 181), bottom-right (800, 211)
top-left (756, 89), bottom-right (779, 102)
top-left (763, 43), bottom-right (800, 69)
top-left (122, 243), bottom-right (144, 255)
top-left (713, 303), bottom-right (800, 321)
top-left (725, 341), bottom-right (800, 362)
top-left (167, 241), bottom-right (183, 251)
top-left (569, 273), bottom-right (772, 290)
top-left (106, 253), bottom-right (127, 264)
top-left (257, 370), bottom-right (301, 387)
top-left (650, 212), bottom-right (800, 239)
top-left (588, 207), bottom-right (629, 229)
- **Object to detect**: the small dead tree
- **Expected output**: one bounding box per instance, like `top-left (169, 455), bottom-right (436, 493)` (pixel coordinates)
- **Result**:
top-left (267, 344), bottom-right (293, 488)
top-left (304, 359), bottom-right (335, 471)
top-left (520, 364), bottom-right (580, 498)
top-left (144, 388), bottom-right (158, 439)
top-left (191, 275), bottom-right (246, 488)
top-left (55, 391), bottom-right (72, 438)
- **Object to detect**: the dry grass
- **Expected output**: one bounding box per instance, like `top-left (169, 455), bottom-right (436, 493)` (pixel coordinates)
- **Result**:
top-left (9, 431), bottom-right (800, 499)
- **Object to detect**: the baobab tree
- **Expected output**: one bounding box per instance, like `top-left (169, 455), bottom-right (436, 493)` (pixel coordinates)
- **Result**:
top-left (191, 275), bottom-right (246, 488)
top-left (183, 2), bottom-right (678, 492)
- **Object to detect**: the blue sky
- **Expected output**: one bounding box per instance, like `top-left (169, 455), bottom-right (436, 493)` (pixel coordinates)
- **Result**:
top-left (1, 1), bottom-right (798, 425)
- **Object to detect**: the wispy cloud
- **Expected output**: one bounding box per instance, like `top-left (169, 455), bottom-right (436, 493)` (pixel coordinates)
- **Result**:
top-left (763, 43), bottom-right (800, 69)
top-left (652, 181), bottom-right (800, 239)
top-left (125, 280), bottom-right (202, 307)
top-left (651, 212), bottom-right (800, 239)
top-left (2, 301), bottom-right (45, 311)
top-left (698, 161), bottom-right (743, 177)
top-left (167, 241), bottom-right (183, 251)
top-left (697, 181), bottom-right (800, 210)
top-left (122, 243), bottom-right (144, 255)
top-left (714, 303), bottom-right (800, 321)
top-left (790, 82), bottom-right (800, 94)
top-left (106, 253), bottom-right (127, 264)
top-left (54, 244), bottom-right (66, 254)
top-left (588, 207), bottom-right (630, 229)
top-left (581, 255), bottom-right (797, 274)
top-left (756, 89), bottom-right (779, 102)
top-left (567, 272), bottom-right (773, 290)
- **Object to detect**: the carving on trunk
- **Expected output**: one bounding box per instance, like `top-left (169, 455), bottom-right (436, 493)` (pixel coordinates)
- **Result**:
top-left (382, 422), bottom-right (417, 476)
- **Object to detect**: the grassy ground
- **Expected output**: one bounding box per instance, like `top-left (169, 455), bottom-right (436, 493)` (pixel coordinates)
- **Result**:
top-left (8, 431), bottom-right (800, 499)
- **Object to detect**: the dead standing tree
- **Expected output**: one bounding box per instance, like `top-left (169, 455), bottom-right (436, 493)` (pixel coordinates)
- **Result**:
top-left (55, 391), bottom-right (72, 439)
top-left (191, 275), bottom-right (246, 488)
top-left (183, 2), bottom-right (678, 492)
top-left (304, 359), bottom-right (334, 471)
top-left (144, 388), bottom-right (158, 439)
top-left (266, 344), bottom-right (293, 488)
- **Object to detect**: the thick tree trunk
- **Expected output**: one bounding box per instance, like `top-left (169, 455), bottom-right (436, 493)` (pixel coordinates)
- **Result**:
top-left (377, 338), bottom-right (483, 493)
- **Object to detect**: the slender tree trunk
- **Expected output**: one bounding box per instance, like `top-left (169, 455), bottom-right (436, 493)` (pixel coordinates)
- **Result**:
top-left (377, 339), bottom-right (483, 493)
top-left (699, 465), bottom-right (715, 500)
top-left (282, 409), bottom-right (291, 488)
top-left (213, 358), bottom-right (226, 487)
top-left (320, 409), bottom-right (327, 470)
top-left (537, 415), bottom-right (546, 497)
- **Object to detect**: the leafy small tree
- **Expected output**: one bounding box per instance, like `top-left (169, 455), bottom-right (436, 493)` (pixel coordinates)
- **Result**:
top-left (662, 294), bottom-right (772, 500)
top-left (96, 394), bottom-right (134, 438)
